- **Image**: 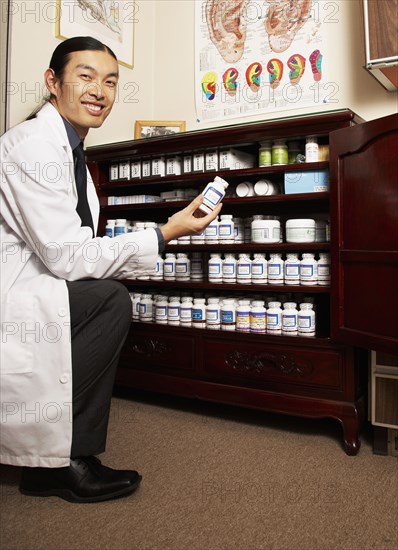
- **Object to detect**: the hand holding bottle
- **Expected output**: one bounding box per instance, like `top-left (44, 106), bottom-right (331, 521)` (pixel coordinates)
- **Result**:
top-left (160, 195), bottom-right (222, 243)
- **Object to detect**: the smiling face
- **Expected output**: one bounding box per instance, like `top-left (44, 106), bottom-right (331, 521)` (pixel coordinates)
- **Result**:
top-left (45, 49), bottom-right (119, 139)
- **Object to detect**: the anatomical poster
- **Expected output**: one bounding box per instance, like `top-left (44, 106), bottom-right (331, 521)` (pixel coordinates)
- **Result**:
top-left (195, 0), bottom-right (336, 122)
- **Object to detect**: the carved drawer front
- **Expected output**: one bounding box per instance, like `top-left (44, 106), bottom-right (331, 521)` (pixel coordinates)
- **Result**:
top-left (120, 327), bottom-right (195, 372)
top-left (202, 339), bottom-right (343, 391)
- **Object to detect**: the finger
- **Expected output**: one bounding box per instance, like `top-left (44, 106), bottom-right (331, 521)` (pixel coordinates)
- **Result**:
top-left (186, 194), bottom-right (204, 214)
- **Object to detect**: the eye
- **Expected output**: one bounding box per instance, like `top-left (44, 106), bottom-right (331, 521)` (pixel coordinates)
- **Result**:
top-left (106, 80), bottom-right (117, 88)
top-left (80, 74), bottom-right (91, 80)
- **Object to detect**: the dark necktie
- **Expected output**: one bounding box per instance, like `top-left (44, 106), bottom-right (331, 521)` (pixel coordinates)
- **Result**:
top-left (73, 142), bottom-right (94, 234)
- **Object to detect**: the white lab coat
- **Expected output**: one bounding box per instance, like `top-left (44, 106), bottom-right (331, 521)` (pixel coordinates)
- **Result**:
top-left (0, 103), bottom-right (158, 467)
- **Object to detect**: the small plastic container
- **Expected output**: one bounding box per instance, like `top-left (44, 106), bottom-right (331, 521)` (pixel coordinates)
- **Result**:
top-left (237, 253), bottom-right (252, 284)
top-left (176, 253), bottom-right (190, 281)
top-left (221, 299), bottom-right (236, 331)
top-left (208, 253), bottom-right (223, 283)
top-left (205, 217), bottom-right (219, 243)
top-left (288, 141), bottom-right (301, 164)
top-left (250, 301), bottom-right (266, 333)
top-left (150, 255), bottom-right (164, 281)
top-left (251, 217), bottom-right (281, 243)
top-left (251, 253), bottom-right (268, 284)
top-left (258, 141), bottom-right (272, 167)
top-left (198, 176), bottom-right (229, 215)
top-left (206, 298), bottom-right (221, 330)
top-left (236, 299), bottom-right (251, 333)
top-left (254, 179), bottom-right (278, 196)
top-left (298, 303), bottom-right (316, 336)
top-left (163, 253), bottom-right (176, 281)
top-left (105, 219), bottom-right (115, 238)
top-left (180, 297), bottom-right (193, 327)
top-left (300, 253), bottom-right (318, 286)
top-left (222, 253), bottom-right (237, 283)
top-left (267, 301), bottom-right (282, 335)
top-left (236, 181), bottom-right (255, 197)
top-left (167, 296), bottom-right (181, 326)
top-left (282, 302), bottom-right (298, 335)
top-left (272, 140), bottom-right (288, 165)
top-left (285, 219), bottom-right (316, 243)
top-left (192, 298), bottom-right (206, 328)
top-left (219, 215), bottom-right (235, 243)
top-left (114, 219), bottom-right (127, 236)
top-left (305, 136), bottom-right (319, 162)
top-left (139, 294), bottom-right (153, 323)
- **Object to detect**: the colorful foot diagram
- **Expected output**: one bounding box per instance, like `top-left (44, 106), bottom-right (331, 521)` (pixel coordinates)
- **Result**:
top-left (223, 68), bottom-right (239, 96)
top-left (310, 49), bottom-right (323, 81)
top-left (201, 71), bottom-right (218, 101)
top-left (267, 58), bottom-right (284, 89)
top-left (287, 54), bottom-right (306, 85)
top-left (246, 62), bottom-right (262, 92)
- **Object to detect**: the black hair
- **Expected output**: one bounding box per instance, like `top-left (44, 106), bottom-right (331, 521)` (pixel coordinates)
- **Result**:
top-left (49, 36), bottom-right (117, 81)
top-left (26, 36), bottom-right (117, 120)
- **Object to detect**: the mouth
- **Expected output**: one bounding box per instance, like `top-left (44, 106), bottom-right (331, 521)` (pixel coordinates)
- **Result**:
top-left (82, 102), bottom-right (105, 115)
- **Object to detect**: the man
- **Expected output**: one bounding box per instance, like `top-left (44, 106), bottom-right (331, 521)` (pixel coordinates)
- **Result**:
top-left (0, 37), bottom-right (221, 503)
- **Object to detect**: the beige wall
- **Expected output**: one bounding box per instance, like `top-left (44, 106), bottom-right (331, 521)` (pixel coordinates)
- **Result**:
top-left (6, 1), bottom-right (397, 147)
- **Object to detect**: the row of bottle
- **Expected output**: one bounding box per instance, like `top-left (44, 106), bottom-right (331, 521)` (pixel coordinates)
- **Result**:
top-left (258, 137), bottom-right (329, 166)
top-left (106, 216), bottom-right (329, 244)
top-left (129, 293), bottom-right (316, 336)
top-left (142, 252), bottom-right (330, 286)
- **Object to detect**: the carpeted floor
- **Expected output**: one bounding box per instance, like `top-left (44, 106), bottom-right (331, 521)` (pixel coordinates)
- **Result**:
top-left (1, 390), bottom-right (397, 550)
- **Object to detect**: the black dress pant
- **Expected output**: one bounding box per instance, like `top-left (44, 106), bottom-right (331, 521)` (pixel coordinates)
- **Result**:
top-left (65, 280), bottom-right (132, 458)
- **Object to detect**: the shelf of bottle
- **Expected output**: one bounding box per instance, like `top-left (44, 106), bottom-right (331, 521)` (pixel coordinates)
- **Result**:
top-left (99, 162), bottom-right (329, 191)
top-left (100, 191), bottom-right (329, 213)
top-left (129, 319), bottom-right (331, 342)
top-left (122, 279), bottom-right (330, 293)
top-left (164, 242), bottom-right (330, 252)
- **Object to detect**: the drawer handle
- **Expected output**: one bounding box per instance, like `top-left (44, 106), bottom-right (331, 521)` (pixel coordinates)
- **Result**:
top-left (225, 351), bottom-right (313, 377)
top-left (131, 338), bottom-right (170, 358)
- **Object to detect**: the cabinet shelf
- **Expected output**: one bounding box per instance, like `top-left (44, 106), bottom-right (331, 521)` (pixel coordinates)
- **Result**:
top-left (123, 279), bottom-right (330, 293)
top-left (164, 243), bottom-right (330, 253)
top-left (130, 320), bottom-right (331, 342)
top-left (100, 192), bottom-right (330, 212)
top-left (100, 162), bottom-right (329, 192)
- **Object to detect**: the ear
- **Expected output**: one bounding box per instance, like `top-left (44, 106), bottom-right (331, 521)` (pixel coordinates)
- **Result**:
top-left (44, 68), bottom-right (59, 97)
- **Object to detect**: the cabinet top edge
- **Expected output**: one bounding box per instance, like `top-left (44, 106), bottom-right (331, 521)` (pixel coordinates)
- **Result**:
top-left (86, 109), bottom-right (363, 161)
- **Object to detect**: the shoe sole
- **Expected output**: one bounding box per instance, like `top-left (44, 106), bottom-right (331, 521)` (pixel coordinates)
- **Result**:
top-left (20, 475), bottom-right (142, 503)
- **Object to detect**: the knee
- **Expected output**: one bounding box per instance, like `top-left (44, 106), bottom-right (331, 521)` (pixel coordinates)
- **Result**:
top-left (105, 281), bottom-right (132, 325)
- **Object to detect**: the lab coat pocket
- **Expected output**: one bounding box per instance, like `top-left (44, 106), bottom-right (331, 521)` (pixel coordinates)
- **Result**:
top-left (1, 293), bottom-right (35, 374)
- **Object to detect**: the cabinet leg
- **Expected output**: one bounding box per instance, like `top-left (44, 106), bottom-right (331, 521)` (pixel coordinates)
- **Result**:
top-left (339, 400), bottom-right (365, 456)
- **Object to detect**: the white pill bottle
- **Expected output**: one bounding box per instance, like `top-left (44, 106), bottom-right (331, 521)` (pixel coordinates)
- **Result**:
top-left (198, 176), bottom-right (229, 215)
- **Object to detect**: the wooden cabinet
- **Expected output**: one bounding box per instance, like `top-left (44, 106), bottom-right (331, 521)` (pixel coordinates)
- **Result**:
top-left (361, 0), bottom-right (398, 91)
top-left (86, 109), bottom-right (397, 455)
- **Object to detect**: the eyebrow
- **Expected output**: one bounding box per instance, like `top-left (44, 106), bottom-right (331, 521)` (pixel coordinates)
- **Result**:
top-left (75, 64), bottom-right (119, 79)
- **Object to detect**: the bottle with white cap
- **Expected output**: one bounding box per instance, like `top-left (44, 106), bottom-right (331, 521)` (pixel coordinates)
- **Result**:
top-left (208, 253), bottom-right (223, 283)
top-left (180, 296), bottom-right (193, 327)
top-left (105, 219), bottom-right (116, 238)
top-left (206, 298), bottom-right (221, 330)
top-left (250, 300), bottom-right (266, 333)
top-left (267, 301), bottom-right (282, 335)
top-left (205, 217), bottom-right (219, 243)
top-left (251, 253), bottom-right (268, 284)
top-left (268, 253), bottom-right (284, 284)
top-left (219, 215), bottom-right (235, 243)
top-left (221, 299), bottom-right (236, 331)
top-left (192, 298), bottom-right (206, 328)
top-left (164, 253), bottom-right (176, 281)
top-left (155, 296), bottom-right (168, 325)
top-left (237, 253), bottom-right (252, 284)
top-left (198, 176), bottom-right (229, 215)
top-left (139, 294), bottom-right (153, 323)
top-left (236, 299), bottom-right (251, 333)
top-left (176, 253), bottom-right (190, 281)
top-left (167, 296), bottom-right (181, 326)
top-left (282, 302), bottom-right (298, 335)
top-left (300, 253), bottom-right (318, 286)
top-left (298, 303), bottom-right (316, 336)
top-left (222, 253), bottom-right (237, 283)
top-left (317, 253), bottom-right (331, 286)
top-left (150, 255), bottom-right (164, 281)
top-left (284, 253), bottom-right (300, 285)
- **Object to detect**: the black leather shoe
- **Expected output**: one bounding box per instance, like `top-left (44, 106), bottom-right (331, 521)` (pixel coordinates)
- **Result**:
top-left (20, 457), bottom-right (142, 503)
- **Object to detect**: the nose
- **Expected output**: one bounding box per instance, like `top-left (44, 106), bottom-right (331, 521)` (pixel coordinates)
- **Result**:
top-left (85, 81), bottom-right (105, 100)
